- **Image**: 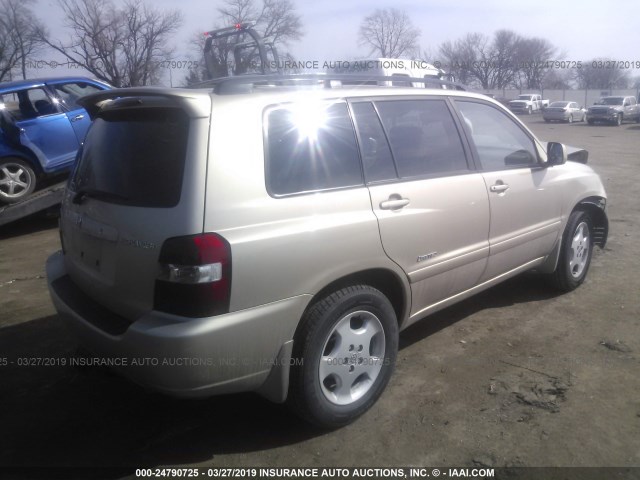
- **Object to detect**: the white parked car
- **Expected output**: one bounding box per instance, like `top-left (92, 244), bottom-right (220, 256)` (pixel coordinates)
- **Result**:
top-left (543, 101), bottom-right (587, 123)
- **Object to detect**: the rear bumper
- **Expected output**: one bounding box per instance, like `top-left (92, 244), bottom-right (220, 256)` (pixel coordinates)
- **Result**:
top-left (543, 112), bottom-right (571, 121)
top-left (46, 251), bottom-right (309, 398)
top-left (509, 104), bottom-right (533, 113)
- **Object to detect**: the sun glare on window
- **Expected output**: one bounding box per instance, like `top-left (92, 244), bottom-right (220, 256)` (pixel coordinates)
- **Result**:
top-left (290, 102), bottom-right (330, 142)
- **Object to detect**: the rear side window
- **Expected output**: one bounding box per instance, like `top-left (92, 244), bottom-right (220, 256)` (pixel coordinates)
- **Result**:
top-left (375, 99), bottom-right (469, 178)
top-left (266, 102), bottom-right (363, 196)
top-left (71, 108), bottom-right (189, 207)
top-left (0, 88), bottom-right (56, 120)
top-left (52, 82), bottom-right (103, 110)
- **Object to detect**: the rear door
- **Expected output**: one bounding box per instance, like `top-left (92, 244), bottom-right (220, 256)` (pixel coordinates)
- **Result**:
top-left (453, 100), bottom-right (562, 280)
top-left (4, 87), bottom-right (80, 170)
top-left (351, 98), bottom-right (490, 323)
top-left (60, 92), bottom-right (211, 320)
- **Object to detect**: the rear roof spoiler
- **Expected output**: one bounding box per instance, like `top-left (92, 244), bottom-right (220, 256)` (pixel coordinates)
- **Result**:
top-left (77, 88), bottom-right (211, 119)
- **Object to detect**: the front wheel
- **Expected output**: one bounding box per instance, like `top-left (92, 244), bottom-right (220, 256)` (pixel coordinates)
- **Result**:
top-left (0, 158), bottom-right (37, 204)
top-left (549, 210), bottom-right (594, 292)
top-left (288, 285), bottom-right (398, 428)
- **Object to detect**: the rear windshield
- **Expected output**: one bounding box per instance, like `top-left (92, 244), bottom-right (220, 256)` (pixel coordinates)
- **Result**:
top-left (71, 108), bottom-right (189, 208)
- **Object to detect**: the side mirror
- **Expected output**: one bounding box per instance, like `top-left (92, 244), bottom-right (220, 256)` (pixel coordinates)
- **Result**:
top-left (547, 142), bottom-right (567, 166)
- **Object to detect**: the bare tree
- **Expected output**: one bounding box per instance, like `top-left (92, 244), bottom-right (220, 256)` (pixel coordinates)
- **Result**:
top-left (489, 30), bottom-right (521, 89)
top-left (359, 8), bottom-right (420, 58)
top-left (36, 0), bottom-right (182, 87)
top-left (574, 59), bottom-right (630, 90)
top-left (541, 69), bottom-right (572, 90)
top-left (514, 37), bottom-right (556, 89)
top-left (0, 0), bottom-right (45, 81)
top-left (439, 33), bottom-right (498, 89)
top-left (120, 0), bottom-right (183, 86)
top-left (438, 30), bottom-right (559, 90)
top-left (189, 0), bottom-right (303, 83)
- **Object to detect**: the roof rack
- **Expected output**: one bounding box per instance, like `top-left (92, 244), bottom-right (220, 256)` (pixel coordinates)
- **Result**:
top-left (203, 22), bottom-right (279, 78)
top-left (191, 73), bottom-right (467, 94)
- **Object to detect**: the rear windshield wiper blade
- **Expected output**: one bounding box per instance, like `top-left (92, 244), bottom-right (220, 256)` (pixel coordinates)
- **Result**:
top-left (72, 188), bottom-right (130, 205)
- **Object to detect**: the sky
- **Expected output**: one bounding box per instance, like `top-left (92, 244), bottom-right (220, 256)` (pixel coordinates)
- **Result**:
top-left (31, 0), bottom-right (640, 85)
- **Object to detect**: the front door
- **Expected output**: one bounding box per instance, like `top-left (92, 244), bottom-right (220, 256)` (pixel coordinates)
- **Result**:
top-left (453, 100), bottom-right (562, 281)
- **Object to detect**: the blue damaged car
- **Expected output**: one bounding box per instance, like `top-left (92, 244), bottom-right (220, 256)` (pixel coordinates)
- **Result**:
top-left (0, 77), bottom-right (111, 204)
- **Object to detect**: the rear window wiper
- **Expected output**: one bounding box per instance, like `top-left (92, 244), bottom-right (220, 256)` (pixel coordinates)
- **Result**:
top-left (72, 188), bottom-right (130, 205)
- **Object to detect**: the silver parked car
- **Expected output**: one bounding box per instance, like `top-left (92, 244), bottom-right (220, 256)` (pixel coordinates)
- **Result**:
top-left (543, 101), bottom-right (586, 123)
top-left (46, 77), bottom-right (608, 428)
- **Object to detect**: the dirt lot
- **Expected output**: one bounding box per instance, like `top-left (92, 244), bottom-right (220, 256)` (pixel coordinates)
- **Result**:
top-left (0, 115), bottom-right (639, 476)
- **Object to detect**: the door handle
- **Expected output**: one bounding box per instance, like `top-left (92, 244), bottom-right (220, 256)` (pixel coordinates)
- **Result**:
top-left (490, 183), bottom-right (509, 193)
top-left (71, 114), bottom-right (85, 122)
top-left (380, 196), bottom-right (410, 210)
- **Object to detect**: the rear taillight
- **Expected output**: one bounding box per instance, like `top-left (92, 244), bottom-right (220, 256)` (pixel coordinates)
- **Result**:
top-left (154, 233), bottom-right (232, 317)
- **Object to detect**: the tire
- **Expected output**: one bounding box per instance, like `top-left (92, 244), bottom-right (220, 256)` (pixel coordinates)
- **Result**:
top-left (615, 114), bottom-right (622, 126)
top-left (288, 285), bottom-right (398, 428)
top-left (0, 158), bottom-right (36, 204)
top-left (527, 106), bottom-right (532, 115)
top-left (567, 114), bottom-right (573, 123)
top-left (549, 210), bottom-right (594, 292)
top-left (587, 119), bottom-right (594, 125)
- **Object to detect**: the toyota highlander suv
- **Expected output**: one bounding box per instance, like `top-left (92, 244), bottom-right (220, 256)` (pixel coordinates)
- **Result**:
top-left (46, 76), bottom-right (608, 428)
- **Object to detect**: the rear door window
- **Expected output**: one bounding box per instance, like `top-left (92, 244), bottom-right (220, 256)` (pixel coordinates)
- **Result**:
top-left (374, 99), bottom-right (469, 178)
top-left (266, 102), bottom-right (363, 196)
top-left (71, 108), bottom-right (189, 208)
top-left (0, 88), bottom-right (57, 120)
top-left (350, 102), bottom-right (397, 183)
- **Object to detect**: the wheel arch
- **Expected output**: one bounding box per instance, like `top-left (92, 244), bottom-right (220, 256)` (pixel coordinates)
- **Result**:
top-left (537, 196), bottom-right (608, 274)
top-left (299, 268), bottom-right (410, 334)
top-left (259, 268), bottom-right (410, 405)
top-left (577, 196), bottom-right (608, 248)
top-left (0, 151), bottom-right (43, 176)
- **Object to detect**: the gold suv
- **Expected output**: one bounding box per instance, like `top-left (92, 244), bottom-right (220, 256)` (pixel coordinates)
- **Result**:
top-left (47, 76), bottom-right (608, 428)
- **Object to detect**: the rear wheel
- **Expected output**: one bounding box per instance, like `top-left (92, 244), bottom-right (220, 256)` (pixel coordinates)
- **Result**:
top-left (0, 158), bottom-right (36, 204)
top-left (549, 210), bottom-right (593, 292)
top-left (288, 285), bottom-right (398, 428)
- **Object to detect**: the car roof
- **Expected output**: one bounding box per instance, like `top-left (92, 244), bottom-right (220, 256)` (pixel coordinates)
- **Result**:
top-left (0, 76), bottom-right (107, 93)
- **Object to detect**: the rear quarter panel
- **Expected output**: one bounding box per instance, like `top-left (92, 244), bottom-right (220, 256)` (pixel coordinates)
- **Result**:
top-left (203, 97), bottom-right (409, 314)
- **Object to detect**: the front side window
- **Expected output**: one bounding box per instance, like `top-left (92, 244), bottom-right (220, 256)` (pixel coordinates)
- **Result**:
top-left (456, 101), bottom-right (539, 170)
top-left (266, 102), bottom-right (362, 196)
top-left (375, 99), bottom-right (469, 178)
